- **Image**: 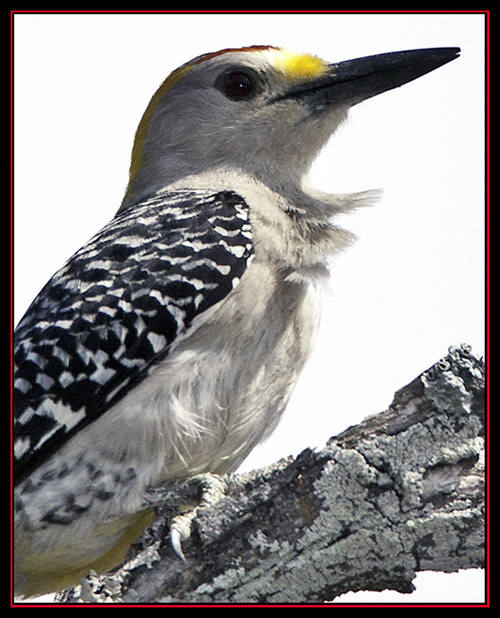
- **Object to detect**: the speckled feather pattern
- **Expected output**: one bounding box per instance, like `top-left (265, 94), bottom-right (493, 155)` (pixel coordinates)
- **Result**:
top-left (14, 189), bottom-right (253, 483)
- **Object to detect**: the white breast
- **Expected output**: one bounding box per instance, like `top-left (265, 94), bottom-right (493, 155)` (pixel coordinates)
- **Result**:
top-left (82, 260), bottom-right (321, 488)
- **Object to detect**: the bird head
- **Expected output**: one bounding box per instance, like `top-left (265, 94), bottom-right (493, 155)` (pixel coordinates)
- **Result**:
top-left (122, 45), bottom-right (459, 209)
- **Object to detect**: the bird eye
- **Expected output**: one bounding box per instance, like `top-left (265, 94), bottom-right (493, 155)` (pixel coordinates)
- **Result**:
top-left (216, 68), bottom-right (260, 101)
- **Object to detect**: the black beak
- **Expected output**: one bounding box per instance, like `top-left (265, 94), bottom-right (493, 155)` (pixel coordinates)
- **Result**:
top-left (281, 47), bottom-right (460, 108)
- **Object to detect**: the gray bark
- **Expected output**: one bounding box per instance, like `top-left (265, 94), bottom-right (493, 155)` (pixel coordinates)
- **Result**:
top-left (56, 344), bottom-right (485, 604)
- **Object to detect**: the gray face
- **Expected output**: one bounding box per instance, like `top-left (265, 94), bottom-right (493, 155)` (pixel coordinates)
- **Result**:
top-left (137, 51), bottom-right (345, 189)
top-left (124, 46), bottom-right (459, 207)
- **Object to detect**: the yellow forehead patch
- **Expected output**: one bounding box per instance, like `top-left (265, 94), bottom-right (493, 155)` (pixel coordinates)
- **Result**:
top-left (268, 49), bottom-right (329, 81)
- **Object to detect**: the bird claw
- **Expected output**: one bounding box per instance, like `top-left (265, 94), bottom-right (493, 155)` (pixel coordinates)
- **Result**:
top-left (170, 473), bottom-right (228, 560)
top-left (169, 512), bottom-right (196, 561)
top-left (144, 473), bottom-right (227, 561)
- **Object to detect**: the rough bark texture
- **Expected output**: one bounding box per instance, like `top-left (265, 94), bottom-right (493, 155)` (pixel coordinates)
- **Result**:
top-left (56, 344), bottom-right (486, 604)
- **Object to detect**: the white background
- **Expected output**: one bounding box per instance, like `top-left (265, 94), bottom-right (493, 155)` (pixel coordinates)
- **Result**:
top-left (13, 12), bottom-right (486, 604)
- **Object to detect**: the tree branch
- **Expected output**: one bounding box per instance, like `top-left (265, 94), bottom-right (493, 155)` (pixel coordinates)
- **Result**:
top-left (56, 344), bottom-right (485, 604)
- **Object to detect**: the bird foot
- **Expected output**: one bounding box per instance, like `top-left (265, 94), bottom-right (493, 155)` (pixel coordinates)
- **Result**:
top-left (143, 473), bottom-right (228, 561)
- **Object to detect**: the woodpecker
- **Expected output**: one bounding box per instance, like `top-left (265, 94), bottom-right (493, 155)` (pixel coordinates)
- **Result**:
top-left (13, 45), bottom-right (459, 598)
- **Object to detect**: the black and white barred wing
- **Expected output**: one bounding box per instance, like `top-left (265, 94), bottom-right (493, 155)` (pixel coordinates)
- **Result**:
top-left (14, 189), bottom-right (253, 482)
